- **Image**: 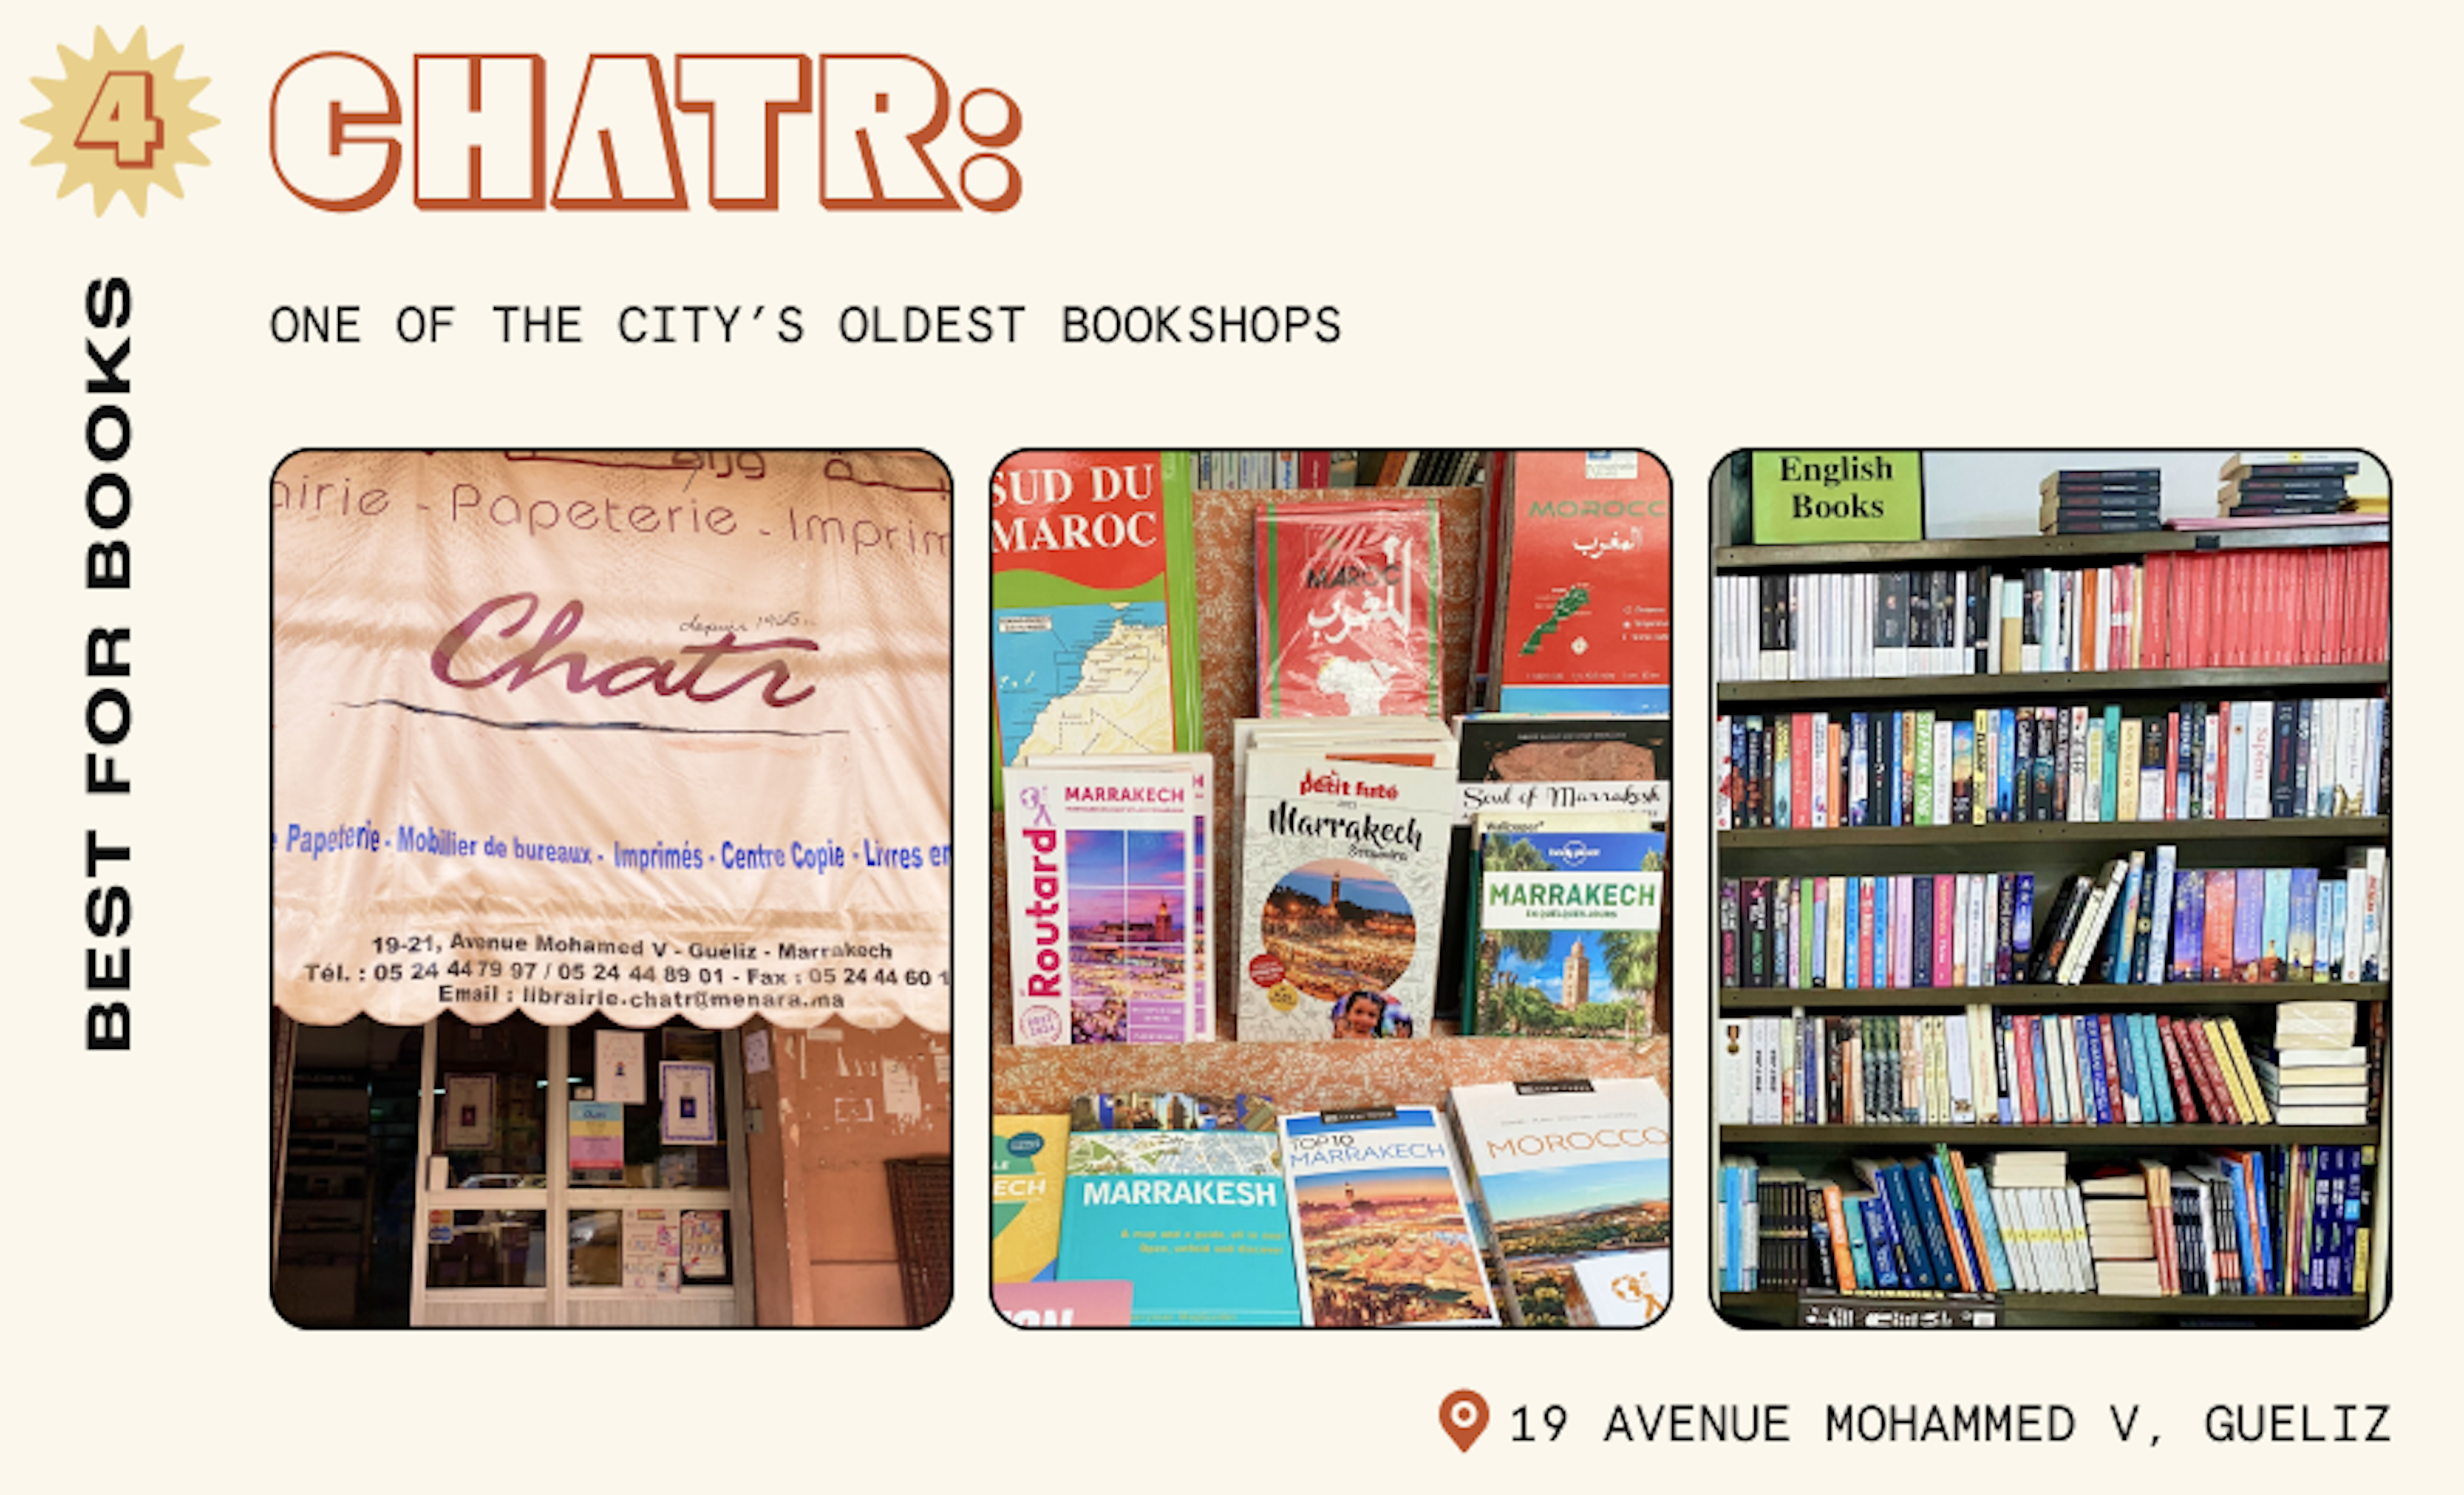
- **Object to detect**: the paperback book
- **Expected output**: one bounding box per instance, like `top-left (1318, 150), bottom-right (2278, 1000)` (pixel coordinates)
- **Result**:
top-left (1449, 1078), bottom-right (1672, 1325)
top-left (1056, 1130), bottom-right (1301, 1326)
top-left (1004, 758), bottom-right (1210, 1045)
top-left (1467, 814), bottom-right (1664, 1038)
top-left (991, 451), bottom-right (1202, 798)
top-left (1488, 450), bottom-right (1673, 715)
top-left (1254, 498), bottom-right (1444, 718)
top-left (992, 1115), bottom-right (1069, 1284)
top-left (1238, 755), bottom-right (1457, 1041)
top-left (1279, 1107), bottom-right (1500, 1326)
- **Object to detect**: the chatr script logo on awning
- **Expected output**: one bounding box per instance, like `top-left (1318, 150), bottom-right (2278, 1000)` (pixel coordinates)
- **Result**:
top-left (270, 53), bottom-right (1020, 212)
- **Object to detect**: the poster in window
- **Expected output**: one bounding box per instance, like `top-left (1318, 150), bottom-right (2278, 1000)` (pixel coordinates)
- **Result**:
top-left (569, 1100), bottom-right (625, 1181)
top-left (623, 1208), bottom-right (668, 1291)
top-left (681, 1211), bottom-right (726, 1281)
top-left (444, 1075), bottom-right (496, 1149)
top-left (662, 1061), bottom-right (719, 1145)
top-left (595, 1030), bottom-right (647, 1106)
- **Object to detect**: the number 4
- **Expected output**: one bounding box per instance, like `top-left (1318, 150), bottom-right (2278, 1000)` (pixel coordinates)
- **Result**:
top-left (77, 71), bottom-right (164, 167)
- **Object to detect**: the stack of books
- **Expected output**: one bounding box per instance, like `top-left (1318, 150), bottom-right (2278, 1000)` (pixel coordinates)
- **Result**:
top-left (2080, 1170), bottom-right (2163, 1295)
top-left (2040, 468), bottom-right (2161, 534)
top-left (2256, 1002), bottom-right (2366, 1125)
top-left (2217, 454), bottom-right (2356, 520)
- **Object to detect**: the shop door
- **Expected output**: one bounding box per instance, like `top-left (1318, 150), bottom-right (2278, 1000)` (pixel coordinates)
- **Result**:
top-left (411, 1014), bottom-right (756, 1326)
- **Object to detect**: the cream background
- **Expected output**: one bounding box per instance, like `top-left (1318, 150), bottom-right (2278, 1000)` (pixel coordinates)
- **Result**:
top-left (6, 2), bottom-right (2451, 1489)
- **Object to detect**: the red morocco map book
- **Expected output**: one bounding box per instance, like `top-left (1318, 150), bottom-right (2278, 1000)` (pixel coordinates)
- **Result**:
top-left (1003, 759), bottom-right (1209, 1046)
top-left (1254, 498), bottom-right (1443, 718)
top-left (1489, 450), bottom-right (1672, 715)
top-left (1280, 1106), bottom-right (1500, 1327)
top-left (991, 452), bottom-right (1202, 801)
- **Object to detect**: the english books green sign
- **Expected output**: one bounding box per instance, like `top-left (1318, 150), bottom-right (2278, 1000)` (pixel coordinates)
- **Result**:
top-left (1749, 450), bottom-right (1924, 543)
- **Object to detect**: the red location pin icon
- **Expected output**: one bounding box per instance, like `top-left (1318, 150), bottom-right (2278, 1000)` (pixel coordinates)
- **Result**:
top-left (1440, 1389), bottom-right (1490, 1452)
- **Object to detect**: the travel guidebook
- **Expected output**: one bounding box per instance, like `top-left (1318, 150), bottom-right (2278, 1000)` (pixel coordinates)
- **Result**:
top-left (1003, 760), bottom-right (1208, 1045)
top-left (1453, 715), bottom-right (1672, 824)
top-left (1467, 814), bottom-right (1664, 1039)
top-left (1448, 1079), bottom-right (1672, 1326)
top-left (991, 451), bottom-right (1202, 799)
top-left (992, 1115), bottom-right (1069, 1285)
top-left (1237, 756), bottom-right (1457, 1041)
top-left (1055, 1130), bottom-right (1301, 1326)
top-left (1280, 1107), bottom-right (1500, 1326)
top-left (1489, 450), bottom-right (1673, 715)
top-left (1254, 497), bottom-right (1444, 719)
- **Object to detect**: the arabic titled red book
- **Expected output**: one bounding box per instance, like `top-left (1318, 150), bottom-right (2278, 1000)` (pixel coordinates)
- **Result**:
top-left (1254, 499), bottom-right (1442, 719)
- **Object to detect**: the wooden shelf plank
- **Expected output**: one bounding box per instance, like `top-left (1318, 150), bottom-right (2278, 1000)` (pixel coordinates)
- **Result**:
top-left (1718, 664), bottom-right (2388, 705)
top-left (1718, 1291), bottom-right (2366, 1317)
top-left (1718, 982), bottom-right (2389, 1011)
top-left (1718, 1123), bottom-right (2378, 1146)
top-left (1713, 524), bottom-right (2389, 570)
top-left (1721, 817), bottom-right (2387, 853)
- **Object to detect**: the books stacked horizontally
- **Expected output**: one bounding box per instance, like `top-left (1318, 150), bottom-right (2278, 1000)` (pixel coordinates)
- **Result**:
top-left (2217, 454), bottom-right (2354, 520)
top-left (1718, 695), bottom-right (2389, 830)
top-left (1713, 546), bottom-right (2389, 682)
top-left (2041, 468), bottom-right (2160, 535)
top-left (2255, 1002), bottom-right (2366, 1125)
top-left (1718, 1007), bottom-right (2322, 1128)
top-left (1720, 1145), bottom-right (2371, 1299)
top-left (2080, 1169), bottom-right (2164, 1295)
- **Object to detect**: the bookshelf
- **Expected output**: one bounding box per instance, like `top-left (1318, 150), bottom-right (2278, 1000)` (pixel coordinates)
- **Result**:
top-left (1713, 519), bottom-right (2391, 1329)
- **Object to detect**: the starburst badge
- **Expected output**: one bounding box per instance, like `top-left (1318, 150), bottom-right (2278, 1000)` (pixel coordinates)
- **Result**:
top-left (24, 27), bottom-right (216, 216)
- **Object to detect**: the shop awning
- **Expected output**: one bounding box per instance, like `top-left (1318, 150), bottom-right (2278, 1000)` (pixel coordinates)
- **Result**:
top-left (273, 450), bottom-right (952, 1034)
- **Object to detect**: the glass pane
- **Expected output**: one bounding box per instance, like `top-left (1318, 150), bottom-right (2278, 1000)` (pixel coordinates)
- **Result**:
top-left (429, 1016), bottom-right (551, 1188)
top-left (565, 1017), bottom-right (731, 1189)
top-left (425, 1208), bottom-right (547, 1289)
top-left (569, 1207), bottom-right (735, 1288)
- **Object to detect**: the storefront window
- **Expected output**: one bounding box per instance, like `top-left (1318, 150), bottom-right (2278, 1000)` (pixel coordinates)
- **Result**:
top-left (568, 1207), bottom-right (737, 1288)
top-left (425, 1208), bottom-right (547, 1288)
top-left (565, 1016), bottom-right (732, 1190)
top-left (429, 1018), bottom-right (550, 1188)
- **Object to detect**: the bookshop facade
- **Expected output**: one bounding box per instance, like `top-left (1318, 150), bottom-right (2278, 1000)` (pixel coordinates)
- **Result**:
top-left (273, 1000), bottom-right (953, 1328)
top-left (271, 450), bottom-right (958, 1328)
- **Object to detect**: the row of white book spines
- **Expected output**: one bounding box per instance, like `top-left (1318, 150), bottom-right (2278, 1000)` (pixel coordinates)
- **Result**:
top-left (1714, 697), bottom-right (2388, 832)
top-left (1713, 556), bottom-right (2388, 683)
